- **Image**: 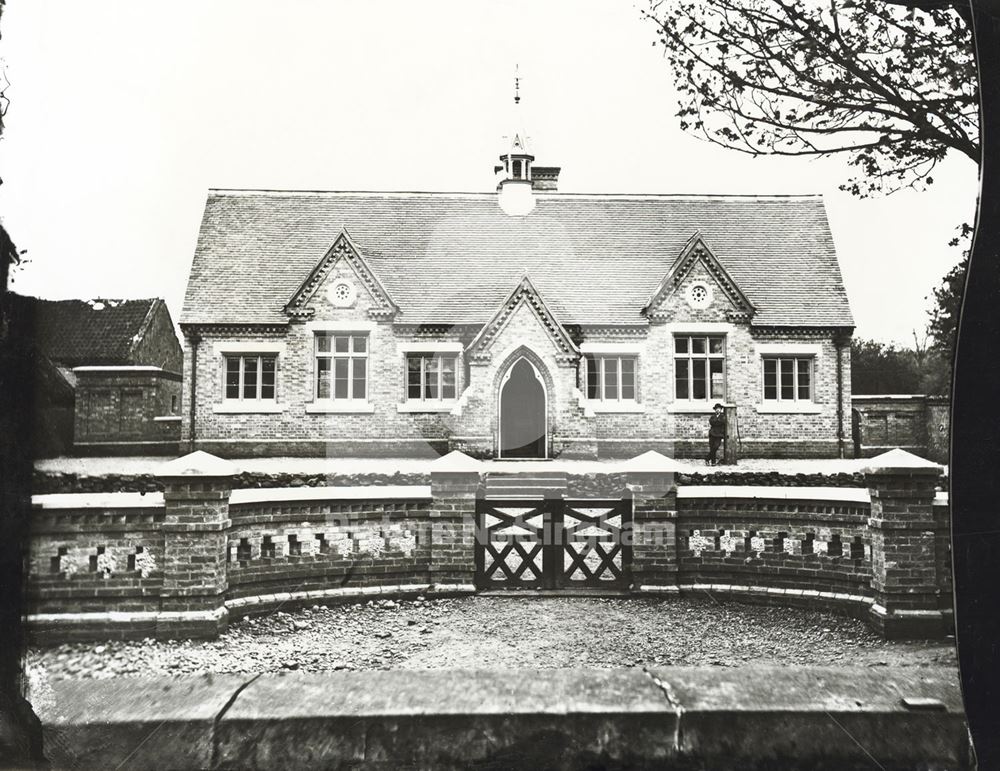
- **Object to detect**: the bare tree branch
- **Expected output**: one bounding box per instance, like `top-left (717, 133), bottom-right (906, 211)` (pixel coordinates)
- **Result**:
top-left (642, 0), bottom-right (978, 197)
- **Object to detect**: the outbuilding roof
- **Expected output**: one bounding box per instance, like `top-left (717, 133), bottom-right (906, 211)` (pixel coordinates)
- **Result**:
top-left (14, 295), bottom-right (165, 367)
top-left (181, 191), bottom-right (854, 329)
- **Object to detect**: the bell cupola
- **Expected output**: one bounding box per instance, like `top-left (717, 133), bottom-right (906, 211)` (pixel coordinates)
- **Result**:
top-left (495, 69), bottom-right (537, 215)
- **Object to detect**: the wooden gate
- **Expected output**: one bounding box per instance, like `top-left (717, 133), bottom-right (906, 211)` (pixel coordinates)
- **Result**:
top-left (475, 498), bottom-right (632, 589)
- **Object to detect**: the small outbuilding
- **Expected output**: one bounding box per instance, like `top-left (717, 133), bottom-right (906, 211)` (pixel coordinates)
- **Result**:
top-left (13, 294), bottom-right (183, 455)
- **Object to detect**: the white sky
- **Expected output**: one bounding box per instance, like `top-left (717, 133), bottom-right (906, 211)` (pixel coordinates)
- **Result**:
top-left (0, 0), bottom-right (979, 347)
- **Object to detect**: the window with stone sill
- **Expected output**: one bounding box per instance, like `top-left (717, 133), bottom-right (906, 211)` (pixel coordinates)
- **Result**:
top-left (224, 354), bottom-right (277, 401)
top-left (585, 354), bottom-right (637, 402)
top-left (406, 353), bottom-right (458, 402)
top-left (763, 356), bottom-right (814, 403)
top-left (674, 334), bottom-right (726, 401)
top-left (315, 332), bottom-right (368, 401)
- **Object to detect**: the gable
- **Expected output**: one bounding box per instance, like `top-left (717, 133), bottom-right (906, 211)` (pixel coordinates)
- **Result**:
top-left (129, 300), bottom-right (184, 372)
top-left (646, 260), bottom-right (740, 324)
top-left (466, 276), bottom-right (579, 365)
top-left (283, 230), bottom-right (398, 321)
top-left (643, 234), bottom-right (754, 324)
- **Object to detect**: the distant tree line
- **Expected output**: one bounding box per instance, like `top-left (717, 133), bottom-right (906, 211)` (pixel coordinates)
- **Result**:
top-left (850, 337), bottom-right (950, 396)
top-left (851, 221), bottom-right (967, 396)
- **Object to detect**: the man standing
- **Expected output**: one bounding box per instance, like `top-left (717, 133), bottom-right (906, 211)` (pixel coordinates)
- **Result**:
top-left (707, 403), bottom-right (726, 465)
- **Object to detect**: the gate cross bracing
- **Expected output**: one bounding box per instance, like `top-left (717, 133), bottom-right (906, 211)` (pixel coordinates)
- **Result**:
top-left (474, 497), bottom-right (632, 590)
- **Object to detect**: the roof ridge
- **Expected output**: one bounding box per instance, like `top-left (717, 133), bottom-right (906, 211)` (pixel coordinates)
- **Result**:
top-left (32, 296), bottom-right (160, 306)
top-left (206, 188), bottom-right (826, 201)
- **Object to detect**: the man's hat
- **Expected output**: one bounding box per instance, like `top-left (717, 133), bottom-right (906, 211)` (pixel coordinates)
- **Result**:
top-left (713, 403), bottom-right (724, 409)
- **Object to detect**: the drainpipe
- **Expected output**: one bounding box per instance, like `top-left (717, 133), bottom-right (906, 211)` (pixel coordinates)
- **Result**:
top-left (188, 331), bottom-right (200, 453)
top-left (834, 332), bottom-right (846, 458)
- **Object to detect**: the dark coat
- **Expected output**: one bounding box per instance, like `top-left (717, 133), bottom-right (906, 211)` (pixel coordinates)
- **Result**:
top-left (709, 412), bottom-right (726, 438)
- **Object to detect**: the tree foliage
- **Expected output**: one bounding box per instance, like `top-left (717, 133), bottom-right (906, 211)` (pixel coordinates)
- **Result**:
top-left (851, 337), bottom-right (949, 395)
top-left (927, 222), bottom-right (972, 358)
top-left (644, 0), bottom-right (977, 197)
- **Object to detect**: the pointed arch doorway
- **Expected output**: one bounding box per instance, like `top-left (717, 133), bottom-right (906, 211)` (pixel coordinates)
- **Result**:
top-left (498, 357), bottom-right (547, 459)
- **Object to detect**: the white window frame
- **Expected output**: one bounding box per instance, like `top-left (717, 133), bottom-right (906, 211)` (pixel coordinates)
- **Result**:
top-left (211, 342), bottom-right (286, 414)
top-left (585, 355), bottom-right (638, 402)
top-left (754, 342), bottom-right (824, 414)
top-left (762, 356), bottom-right (814, 403)
top-left (307, 332), bottom-right (374, 414)
top-left (577, 343), bottom-right (645, 413)
top-left (397, 342), bottom-right (463, 413)
top-left (224, 354), bottom-right (277, 400)
top-left (672, 333), bottom-right (726, 409)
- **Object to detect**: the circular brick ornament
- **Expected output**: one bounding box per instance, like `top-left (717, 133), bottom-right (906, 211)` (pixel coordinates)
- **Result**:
top-left (686, 281), bottom-right (713, 309)
top-left (328, 279), bottom-right (357, 308)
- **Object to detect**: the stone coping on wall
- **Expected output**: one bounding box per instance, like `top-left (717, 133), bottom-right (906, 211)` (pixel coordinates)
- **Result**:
top-left (72, 365), bottom-right (182, 375)
top-left (30, 486), bottom-right (434, 510)
top-left (677, 485), bottom-right (871, 503)
top-left (35, 667), bottom-right (969, 770)
top-left (32, 491), bottom-right (166, 509)
top-left (852, 393), bottom-right (935, 401)
top-left (229, 485), bottom-right (432, 504)
top-left (32, 484), bottom-right (876, 511)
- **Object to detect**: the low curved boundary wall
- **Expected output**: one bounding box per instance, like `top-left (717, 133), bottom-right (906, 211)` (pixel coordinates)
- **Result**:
top-left (26, 453), bottom-right (952, 641)
top-left (672, 486), bottom-right (876, 607)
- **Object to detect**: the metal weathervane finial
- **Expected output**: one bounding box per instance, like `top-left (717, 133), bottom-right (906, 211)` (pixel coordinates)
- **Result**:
top-left (514, 65), bottom-right (520, 105)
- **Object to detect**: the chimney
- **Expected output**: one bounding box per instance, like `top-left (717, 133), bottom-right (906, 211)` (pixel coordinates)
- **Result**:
top-left (530, 166), bottom-right (560, 192)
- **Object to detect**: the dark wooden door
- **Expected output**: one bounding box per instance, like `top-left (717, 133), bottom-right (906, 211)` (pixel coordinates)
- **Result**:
top-left (499, 359), bottom-right (546, 458)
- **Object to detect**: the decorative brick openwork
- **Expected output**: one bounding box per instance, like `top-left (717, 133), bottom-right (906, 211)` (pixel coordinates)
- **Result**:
top-left (225, 497), bottom-right (432, 602)
top-left (26, 450), bottom-right (951, 641)
top-left (625, 450), bottom-right (950, 639)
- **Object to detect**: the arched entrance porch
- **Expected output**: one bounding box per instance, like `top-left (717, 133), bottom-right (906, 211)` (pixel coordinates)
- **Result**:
top-left (498, 357), bottom-right (547, 459)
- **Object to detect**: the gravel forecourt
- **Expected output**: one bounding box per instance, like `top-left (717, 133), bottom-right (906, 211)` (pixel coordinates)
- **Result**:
top-left (27, 596), bottom-right (957, 689)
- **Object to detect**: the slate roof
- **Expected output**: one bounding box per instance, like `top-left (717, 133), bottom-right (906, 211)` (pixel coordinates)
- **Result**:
top-left (16, 295), bottom-right (163, 367)
top-left (181, 191), bottom-right (854, 328)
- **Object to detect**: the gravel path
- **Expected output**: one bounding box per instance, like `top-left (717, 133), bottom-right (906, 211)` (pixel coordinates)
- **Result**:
top-left (27, 596), bottom-right (956, 685)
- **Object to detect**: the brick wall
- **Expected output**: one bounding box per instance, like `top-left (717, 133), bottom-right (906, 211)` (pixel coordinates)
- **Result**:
top-left (852, 395), bottom-right (950, 463)
top-left (182, 250), bottom-right (851, 459)
top-left (227, 497), bottom-right (433, 604)
top-left (73, 369), bottom-right (182, 455)
top-left (926, 397), bottom-right (950, 464)
top-left (185, 260), bottom-right (469, 456)
top-left (26, 452), bottom-right (951, 642)
top-left (628, 454), bottom-right (952, 638)
top-left (131, 301), bottom-right (184, 373)
top-left (27, 496), bottom-right (166, 640)
top-left (455, 301), bottom-right (584, 458)
top-left (676, 495), bottom-right (873, 598)
top-left (25, 484), bottom-right (441, 641)
top-left (580, 323), bottom-right (847, 460)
